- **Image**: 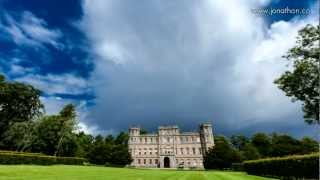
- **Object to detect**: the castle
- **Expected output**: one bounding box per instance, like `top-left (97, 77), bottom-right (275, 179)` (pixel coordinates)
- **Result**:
top-left (128, 123), bottom-right (214, 168)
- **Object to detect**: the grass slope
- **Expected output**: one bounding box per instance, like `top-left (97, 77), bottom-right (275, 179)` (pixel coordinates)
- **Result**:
top-left (0, 165), bottom-right (277, 180)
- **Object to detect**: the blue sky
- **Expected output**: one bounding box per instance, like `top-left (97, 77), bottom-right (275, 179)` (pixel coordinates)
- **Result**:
top-left (0, 0), bottom-right (318, 137)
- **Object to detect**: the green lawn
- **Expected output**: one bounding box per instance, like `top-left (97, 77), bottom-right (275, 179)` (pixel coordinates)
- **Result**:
top-left (0, 165), bottom-right (277, 180)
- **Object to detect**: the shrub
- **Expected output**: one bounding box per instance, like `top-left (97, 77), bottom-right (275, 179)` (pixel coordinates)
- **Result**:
top-left (0, 151), bottom-right (87, 165)
top-left (243, 153), bottom-right (319, 179)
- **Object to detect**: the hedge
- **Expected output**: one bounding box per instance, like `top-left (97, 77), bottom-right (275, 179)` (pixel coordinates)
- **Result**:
top-left (243, 153), bottom-right (319, 179)
top-left (0, 151), bottom-right (87, 165)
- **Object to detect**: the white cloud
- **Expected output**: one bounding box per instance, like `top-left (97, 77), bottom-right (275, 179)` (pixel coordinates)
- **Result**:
top-left (79, 0), bottom-right (317, 134)
top-left (16, 73), bottom-right (90, 95)
top-left (1, 11), bottom-right (62, 48)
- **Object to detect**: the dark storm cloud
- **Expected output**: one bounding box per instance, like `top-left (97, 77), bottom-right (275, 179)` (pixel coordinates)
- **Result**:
top-left (80, 0), bottom-right (318, 136)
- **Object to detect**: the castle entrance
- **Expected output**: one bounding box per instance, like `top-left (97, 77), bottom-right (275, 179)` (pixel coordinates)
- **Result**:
top-left (164, 157), bottom-right (170, 168)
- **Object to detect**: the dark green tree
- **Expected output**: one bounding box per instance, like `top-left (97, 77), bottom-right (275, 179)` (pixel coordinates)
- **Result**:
top-left (109, 144), bottom-right (133, 166)
top-left (274, 24), bottom-right (319, 124)
top-left (240, 143), bottom-right (261, 160)
top-left (87, 135), bottom-right (112, 165)
top-left (115, 132), bottom-right (129, 145)
top-left (299, 137), bottom-right (319, 154)
top-left (32, 104), bottom-right (78, 156)
top-left (203, 136), bottom-right (241, 169)
top-left (270, 134), bottom-right (302, 157)
top-left (105, 135), bottom-right (115, 145)
top-left (75, 132), bottom-right (94, 157)
top-left (0, 75), bottom-right (43, 148)
top-left (55, 104), bottom-right (77, 156)
top-left (230, 135), bottom-right (249, 151)
top-left (251, 133), bottom-right (272, 157)
top-left (2, 121), bottom-right (36, 151)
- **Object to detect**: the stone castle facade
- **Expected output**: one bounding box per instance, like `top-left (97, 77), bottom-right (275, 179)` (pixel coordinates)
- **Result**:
top-left (128, 123), bottom-right (214, 168)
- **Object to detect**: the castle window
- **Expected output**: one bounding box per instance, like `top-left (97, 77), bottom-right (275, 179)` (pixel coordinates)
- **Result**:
top-left (140, 138), bottom-right (142, 143)
top-left (155, 159), bottom-right (158, 164)
top-left (186, 147), bottom-right (190, 154)
top-left (149, 159), bottom-right (152, 164)
top-left (199, 148), bottom-right (202, 155)
top-left (180, 148), bottom-right (184, 155)
top-left (150, 151), bottom-right (152, 155)
top-left (167, 137), bottom-right (170, 143)
top-left (145, 138), bottom-right (147, 143)
top-left (144, 159), bottom-right (146, 164)
top-left (150, 138), bottom-right (153, 142)
top-left (139, 151), bottom-right (141, 155)
top-left (138, 159), bottom-right (141, 164)
top-left (192, 148), bottom-right (196, 155)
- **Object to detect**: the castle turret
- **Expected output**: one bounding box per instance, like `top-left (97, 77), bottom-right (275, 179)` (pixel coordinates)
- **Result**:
top-left (129, 127), bottom-right (140, 136)
top-left (199, 122), bottom-right (214, 154)
top-left (128, 127), bottom-right (140, 145)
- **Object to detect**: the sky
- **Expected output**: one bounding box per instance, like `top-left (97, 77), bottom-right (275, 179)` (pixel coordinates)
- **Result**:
top-left (0, 0), bottom-right (319, 137)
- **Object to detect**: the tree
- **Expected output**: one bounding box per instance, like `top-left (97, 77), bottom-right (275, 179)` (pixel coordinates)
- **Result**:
top-left (299, 137), bottom-right (319, 154)
top-left (87, 135), bottom-right (112, 165)
top-left (109, 144), bottom-right (133, 166)
top-left (105, 135), bottom-right (114, 145)
top-left (75, 132), bottom-right (94, 157)
top-left (55, 104), bottom-right (77, 156)
top-left (2, 121), bottom-right (36, 151)
top-left (241, 143), bottom-right (261, 160)
top-left (230, 135), bottom-right (249, 151)
top-left (274, 24), bottom-right (319, 124)
top-left (0, 75), bottom-right (43, 147)
top-left (115, 132), bottom-right (129, 145)
top-left (270, 133), bottom-right (302, 157)
top-left (251, 133), bottom-right (272, 157)
top-left (203, 136), bottom-right (241, 169)
top-left (32, 104), bottom-right (78, 156)
top-left (112, 132), bottom-right (132, 166)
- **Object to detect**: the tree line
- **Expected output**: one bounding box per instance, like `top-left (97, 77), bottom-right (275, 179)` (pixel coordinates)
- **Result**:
top-left (204, 133), bottom-right (318, 169)
top-left (0, 74), bottom-right (131, 166)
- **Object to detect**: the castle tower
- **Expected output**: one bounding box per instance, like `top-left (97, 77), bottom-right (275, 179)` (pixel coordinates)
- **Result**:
top-left (129, 127), bottom-right (140, 136)
top-left (199, 123), bottom-right (214, 155)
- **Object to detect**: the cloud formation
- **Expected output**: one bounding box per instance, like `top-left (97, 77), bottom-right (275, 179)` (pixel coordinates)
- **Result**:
top-left (16, 73), bottom-right (90, 95)
top-left (80, 0), bottom-right (318, 135)
top-left (0, 11), bottom-right (62, 48)
top-left (0, 10), bottom-right (93, 134)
